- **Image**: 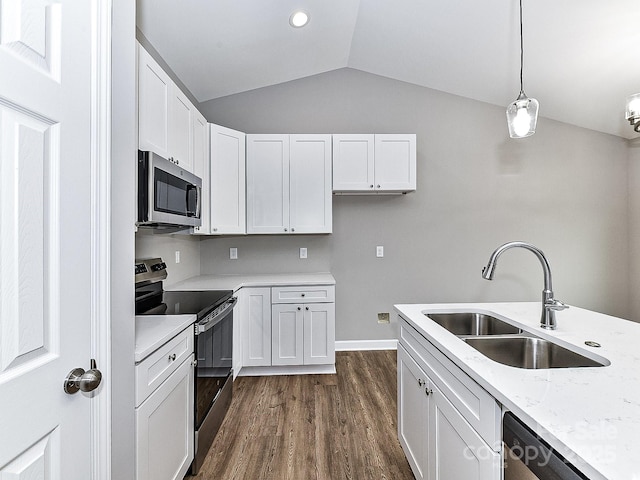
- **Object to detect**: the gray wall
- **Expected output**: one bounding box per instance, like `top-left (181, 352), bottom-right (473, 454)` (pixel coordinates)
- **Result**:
top-left (196, 68), bottom-right (630, 341)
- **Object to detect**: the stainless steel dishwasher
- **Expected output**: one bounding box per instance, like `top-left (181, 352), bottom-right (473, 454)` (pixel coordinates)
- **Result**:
top-left (503, 412), bottom-right (589, 480)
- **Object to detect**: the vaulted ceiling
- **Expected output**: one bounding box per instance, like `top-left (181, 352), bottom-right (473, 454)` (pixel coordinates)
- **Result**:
top-left (137, 0), bottom-right (640, 139)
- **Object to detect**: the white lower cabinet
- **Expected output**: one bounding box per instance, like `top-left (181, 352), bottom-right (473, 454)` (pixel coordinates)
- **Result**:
top-left (135, 326), bottom-right (194, 480)
top-left (398, 320), bottom-right (501, 480)
top-left (271, 302), bottom-right (335, 366)
top-left (239, 283), bottom-right (335, 371)
top-left (240, 287), bottom-right (272, 367)
top-left (136, 355), bottom-right (194, 480)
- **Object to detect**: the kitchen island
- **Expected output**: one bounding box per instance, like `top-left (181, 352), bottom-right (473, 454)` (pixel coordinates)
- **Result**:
top-left (394, 302), bottom-right (640, 480)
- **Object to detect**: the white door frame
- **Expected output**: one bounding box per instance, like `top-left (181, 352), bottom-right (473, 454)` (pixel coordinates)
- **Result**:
top-left (90, 1), bottom-right (113, 478)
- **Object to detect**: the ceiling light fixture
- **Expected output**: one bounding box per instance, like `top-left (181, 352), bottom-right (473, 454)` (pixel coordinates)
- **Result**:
top-left (625, 93), bottom-right (640, 133)
top-left (289, 10), bottom-right (310, 28)
top-left (506, 0), bottom-right (539, 139)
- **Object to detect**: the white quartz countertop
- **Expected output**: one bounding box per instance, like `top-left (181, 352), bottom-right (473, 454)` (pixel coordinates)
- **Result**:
top-left (167, 272), bottom-right (336, 292)
top-left (134, 314), bottom-right (195, 363)
top-left (394, 302), bottom-right (640, 480)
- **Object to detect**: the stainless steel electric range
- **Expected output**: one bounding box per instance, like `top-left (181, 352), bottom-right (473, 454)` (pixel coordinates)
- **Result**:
top-left (135, 258), bottom-right (236, 475)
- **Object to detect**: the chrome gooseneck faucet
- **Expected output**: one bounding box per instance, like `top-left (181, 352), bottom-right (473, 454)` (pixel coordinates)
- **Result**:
top-left (481, 241), bottom-right (568, 330)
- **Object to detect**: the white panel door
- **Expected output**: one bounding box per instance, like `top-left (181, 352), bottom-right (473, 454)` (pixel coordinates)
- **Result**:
top-left (289, 135), bottom-right (332, 234)
top-left (137, 43), bottom-right (170, 158)
top-left (192, 112), bottom-right (210, 234)
top-left (0, 1), bottom-right (97, 478)
top-left (332, 134), bottom-right (374, 191)
top-left (398, 346), bottom-right (429, 480)
top-left (271, 304), bottom-right (304, 366)
top-left (241, 288), bottom-right (272, 367)
top-left (210, 124), bottom-right (246, 235)
top-left (168, 86), bottom-right (193, 172)
top-left (374, 134), bottom-right (417, 192)
top-left (303, 303), bottom-right (335, 365)
top-left (246, 134), bottom-right (290, 234)
top-left (429, 383), bottom-right (501, 480)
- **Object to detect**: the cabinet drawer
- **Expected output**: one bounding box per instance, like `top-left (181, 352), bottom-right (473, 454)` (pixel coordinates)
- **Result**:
top-left (135, 326), bottom-right (194, 407)
top-left (271, 285), bottom-right (335, 303)
top-left (400, 319), bottom-right (500, 448)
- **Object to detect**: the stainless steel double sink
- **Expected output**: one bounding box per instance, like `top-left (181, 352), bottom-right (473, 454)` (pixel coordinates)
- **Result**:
top-left (425, 312), bottom-right (607, 369)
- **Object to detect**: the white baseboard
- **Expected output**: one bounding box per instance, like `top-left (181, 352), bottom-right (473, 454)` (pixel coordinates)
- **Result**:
top-left (335, 339), bottom-right (398, 351)
top-left (239, 364), bottom-right (336, 377)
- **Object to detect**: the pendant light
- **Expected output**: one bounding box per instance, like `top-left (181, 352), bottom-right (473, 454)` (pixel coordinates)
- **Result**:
top-left (506, 0), bottom-right (539, 138)
top-left (625, 93), bottom-right (640, 133)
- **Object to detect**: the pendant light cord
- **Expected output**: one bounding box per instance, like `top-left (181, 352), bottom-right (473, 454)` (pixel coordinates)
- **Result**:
top-left (519, 0), bottom-right (524, 94)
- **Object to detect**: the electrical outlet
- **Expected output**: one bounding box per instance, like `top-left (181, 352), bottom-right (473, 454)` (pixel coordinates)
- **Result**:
top-left (175, 251), bottom-right (181, 264)
top-left (376, 246), bottom-right (384, 258)
top-left (377, 312), bottom-right (390, 324)
top-left (300, 247), bottom-right (307, 259)
top-left (230, 247), bottom-right (238, 260)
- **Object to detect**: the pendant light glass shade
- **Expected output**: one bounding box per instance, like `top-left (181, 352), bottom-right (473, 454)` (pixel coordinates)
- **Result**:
top-left (507, 91), bottom-right (539, 138)
top-left (625, 93), bottom-right (640, 132)
top-left (507, 0), bottom-right (538, 138)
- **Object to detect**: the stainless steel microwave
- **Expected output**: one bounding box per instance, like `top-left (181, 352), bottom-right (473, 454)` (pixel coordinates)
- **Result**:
top-left (137, 150), bottom-right (202, 230)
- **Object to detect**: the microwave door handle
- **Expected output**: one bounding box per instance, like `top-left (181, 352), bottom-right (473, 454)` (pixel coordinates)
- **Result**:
top-left (185, 185), bottom-right (200, 217)
top-left (195, 185), bottom-right (201, 218)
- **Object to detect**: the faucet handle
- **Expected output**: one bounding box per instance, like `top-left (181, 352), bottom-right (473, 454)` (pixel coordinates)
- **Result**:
top-left (545, 298), bottom-right (569, 311)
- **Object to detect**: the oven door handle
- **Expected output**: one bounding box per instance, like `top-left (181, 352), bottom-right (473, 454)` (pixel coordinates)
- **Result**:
top-left (195, 297), bottom-right (236, 335)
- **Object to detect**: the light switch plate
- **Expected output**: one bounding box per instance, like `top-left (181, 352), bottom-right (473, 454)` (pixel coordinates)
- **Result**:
top-left (230, 247), bottom-right (238, 260)
top-left (376, 246), bottom-right (384, 258)
top-left (300, 247), bottom-right (307, 259)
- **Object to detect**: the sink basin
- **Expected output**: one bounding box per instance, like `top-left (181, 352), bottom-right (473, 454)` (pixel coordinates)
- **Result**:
top-left (464, 336), bottom-right (607, 369)
top-left (426, 312), bottom-right (522, 336)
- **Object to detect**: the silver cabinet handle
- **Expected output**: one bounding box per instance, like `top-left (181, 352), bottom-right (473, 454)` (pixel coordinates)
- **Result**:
top-left (425, 388), bottom-right (433, 396)
top-left (418, 379), bottom-right (424, 387)
top-left (305, 306), bottom-right (309, 311)
top-left (297, 307), bottom-right (301, 311)
top-left (291, 227), bottom-right (295, 232)
top-left (64, 359), bottom-right (102, 394)
top-left (169, 354), bottom-right (176, 361)
top-left (376, 184), bottom-right (381, 188)
top-left (284, 228), bottom-right (288, 232)
top-left (301, 293), bottom-right (306, 297)
top-left (370, 184), bottom-right (374, 188)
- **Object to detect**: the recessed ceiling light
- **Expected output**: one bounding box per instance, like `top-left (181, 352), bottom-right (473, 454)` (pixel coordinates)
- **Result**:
top-left (289, 10), bottom-right (310, 28)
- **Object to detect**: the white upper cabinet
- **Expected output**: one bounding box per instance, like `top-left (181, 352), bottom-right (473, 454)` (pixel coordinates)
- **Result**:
top-left (247, 134), bottom-right (332, 234)
top-left (333, 134), bottom-right (416, 193)
top-left (138, 44), bottom-right (170, 159)
top-left (289, 135), bottom-right (332, 234)
top-left (137, 42), bottom-right (200, 174)
top-left (210, 125), bottom-right (246, 235)
top-left (192, 111), bottom-right (210, 234)
top-left (168, 87), bottom-right (193, 171)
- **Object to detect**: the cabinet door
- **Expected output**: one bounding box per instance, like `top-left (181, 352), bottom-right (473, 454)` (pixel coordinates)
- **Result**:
top-left (398, 345), bottom-right (429, 480)
top-left (168, 86), bottom-right (194, 172)
top-left (332, 134), bottom-right (375, 192)
top-left (136, 356), bottom-right (194, 480)
top-left (374, 134), bottom-right (416, 192)
top-left (138, 44), bottom-right (170, 158)
top-left (303, 303), bottom-right (335, 365)
top-left (241, 287), bottom-right (272, 367)
top-left (246, 134), bottom-right (290, 234)
top-left (428, 383), bottom-right (500, 480)
top-left (271, 304), bottom-right (304, 365)
top-left (192, 112), bottom-right (210, 234)
top-left (210, 124), bottom-right (246, 234)
top-left (289, 135), bottom-right (332, 233)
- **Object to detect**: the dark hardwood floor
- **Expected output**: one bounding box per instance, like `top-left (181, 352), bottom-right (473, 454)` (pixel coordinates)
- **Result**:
top-left (188, 350), bottom-right (415, 480)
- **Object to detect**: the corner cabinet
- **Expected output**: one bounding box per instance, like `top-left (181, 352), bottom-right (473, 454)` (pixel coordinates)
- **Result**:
top-left (246, 134), bottom-right (332, 234)
top-left (398, 319), bottom-right (501, 480)
top-left (332, 134), bottom-right (416, 193)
